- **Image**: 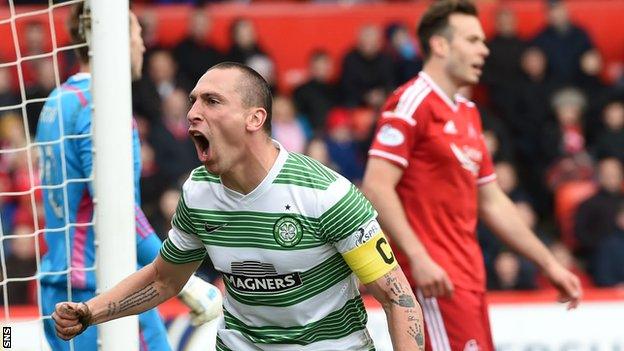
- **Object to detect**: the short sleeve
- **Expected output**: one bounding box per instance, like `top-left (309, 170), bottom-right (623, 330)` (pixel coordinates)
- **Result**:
top-left (159, 184), bottom-right (207, 264)
top-left (159, 227), bottom-right (207, 264)
top-left (368, 93), bottom-right (426, 168)
top-left (318, 183), bottom-right (377, 244)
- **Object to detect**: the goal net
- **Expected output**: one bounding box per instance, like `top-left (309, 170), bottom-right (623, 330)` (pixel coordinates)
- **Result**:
top-left (0, 0), bottom-right (138, 350)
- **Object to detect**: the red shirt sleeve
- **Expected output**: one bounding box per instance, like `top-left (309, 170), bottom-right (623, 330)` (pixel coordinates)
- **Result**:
top-left (368, 93), bottom-right (426, 168)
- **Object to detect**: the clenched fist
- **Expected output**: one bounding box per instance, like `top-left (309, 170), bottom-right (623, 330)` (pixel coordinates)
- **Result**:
top-left (51, 302), bottom-right (92, 340)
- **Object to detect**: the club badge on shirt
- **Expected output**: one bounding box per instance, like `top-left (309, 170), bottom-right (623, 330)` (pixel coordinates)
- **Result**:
top-left (376, 124), bottom-right (405, 146)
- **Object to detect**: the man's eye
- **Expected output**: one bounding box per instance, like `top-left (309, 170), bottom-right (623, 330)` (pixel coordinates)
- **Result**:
top-left (208, 98), bottom-right (219, 105)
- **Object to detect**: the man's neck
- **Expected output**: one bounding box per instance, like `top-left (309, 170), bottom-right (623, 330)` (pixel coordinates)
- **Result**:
top-left (221, 137), bottom-right (280, 195)
top-left (423, 62), bottom-right (459, 103)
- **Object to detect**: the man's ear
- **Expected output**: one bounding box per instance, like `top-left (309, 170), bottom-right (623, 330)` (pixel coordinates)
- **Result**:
top-left (246, 108), bottom-right (268, 132)
top-left (429, 34), bottom-right (450, 59)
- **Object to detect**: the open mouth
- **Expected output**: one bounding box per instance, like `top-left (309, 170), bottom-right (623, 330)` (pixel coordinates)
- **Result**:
top-left (190, 131), bottom-right (210, 162)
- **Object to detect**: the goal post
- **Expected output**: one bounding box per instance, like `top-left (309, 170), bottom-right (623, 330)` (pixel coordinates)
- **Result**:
top-left (89, 0), bottom-right (139, 350)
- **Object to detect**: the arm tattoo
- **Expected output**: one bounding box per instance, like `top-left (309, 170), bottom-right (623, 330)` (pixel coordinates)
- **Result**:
top-left (408, 323), bottom-right (425, 348)
top-left (383, 267), bottom-right (416, 308)
top-left (106, 282), bottom-right (159, 317)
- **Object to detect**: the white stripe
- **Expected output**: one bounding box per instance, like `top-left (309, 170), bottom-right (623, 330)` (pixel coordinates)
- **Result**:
top-left (419, 72), bottom-right (458, 112)
top-left (395, 79), bottom-right (427, 116)
top-left (381, 111), bottom-right (416, 126)
top-left (416, 290), bottom-right (443, 351)
top-left (368, 149), bottom-right (408, 167)
top-left (404, 87), bottom-right (432, 118)
top-left (430, 297), bottom-right (452, 351)
top-left (477, 173), bottom-right (497, 185)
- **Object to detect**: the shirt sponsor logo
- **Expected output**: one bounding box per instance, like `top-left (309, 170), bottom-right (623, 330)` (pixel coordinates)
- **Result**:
top-left (356, 219), bottom-right (381, 246)
top-left (224, 261), bottom-right (303, 293)
top-left (450, 143), bottom-right (481, 176)
top-left (376, 124), bottom-right (405, 146)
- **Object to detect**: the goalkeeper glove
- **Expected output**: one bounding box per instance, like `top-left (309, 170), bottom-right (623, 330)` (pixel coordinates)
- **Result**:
top-left (177, 275), bottom-right (223, 326)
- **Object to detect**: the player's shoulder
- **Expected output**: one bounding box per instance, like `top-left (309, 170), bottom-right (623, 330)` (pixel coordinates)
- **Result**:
top-left (381, 73), bottom-right (435, 126)
top-left (274, 152), bottom-right (340, 191)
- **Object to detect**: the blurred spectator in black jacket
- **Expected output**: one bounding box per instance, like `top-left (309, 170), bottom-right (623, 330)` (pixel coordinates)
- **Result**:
top-left (149, 88), bottom-right (199, 188)
top-left (173, 6), bottom-right (224, 84)
top-left (593, 99), bottom-right (624, 163)
top-left (340, 24), bottom-right (395, 108)
top-left (532, 0), bottom-right (594, 86)
top-left (226, 18), bottom-right (267, 64)
top-left (482, 7), bottom-right (526, 119)
top-left (384, 22), bottom-right (422, 85)
top-left (592, 202), bottom-right (624, 287)
top-left (574, 157), bottom-right (624, 266)
top-left (293, 50), bottom-right (340, 134)
top-left (576, 49), bottom-right (611, 142)
top-left (133, 49), bottom-right (191, 122)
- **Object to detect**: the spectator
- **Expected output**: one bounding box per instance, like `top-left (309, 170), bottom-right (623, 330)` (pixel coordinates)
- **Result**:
top-left (532, 0), bottom-right (594, 85)
top-left (574, 157), bottom-right (624, 265)
top-left (149, 88), bottom-right (199, 188)
top-left (576, 49), bottom-right (611, 141)
top-left (340, 24), bottom-right (395, 108)
top-left (384, 22), bottom-right (422, 85)
top-left (592, 202), bottom-right (624, 287)
top-left (537, 241), bottom-right (593, 289)
top-left (293, 50), bottom-right (340, 133)
top-left (542, 87), bottom-right (593, 190)
top-left (226, 18), bottom-right (267, 64)
top-left (25, 59), bottom-right (56, 136)
top-left (1, 224), bottom-right (38, 305)
top-left (0, 66), bottom-right (18, 112)
top-left (324, 108), bottom-right (365, 183)
top-left (593, 99), bottom-right (624, 163)
top-left (134, 49), bottom-right (191, 122)
top-left (271, 95), bottom-right (311, 154)
top-left (482, 7), bottom-right (526, 118)
top-left (173, 6), bottom-right (223, 84)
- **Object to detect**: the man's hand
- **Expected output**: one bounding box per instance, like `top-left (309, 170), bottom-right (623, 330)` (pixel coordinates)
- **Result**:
top-left (544, 261), bottom-right (582, 310)
top-left (178, 275), bottom-right (223, 326)
top-left (411, 256), bottom-right (454, 298)
top-left (51, 302), bottom-right (92, 340)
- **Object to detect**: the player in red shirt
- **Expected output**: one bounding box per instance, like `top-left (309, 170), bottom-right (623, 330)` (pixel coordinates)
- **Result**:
top-left (362, 1), bottom-right (582, 350)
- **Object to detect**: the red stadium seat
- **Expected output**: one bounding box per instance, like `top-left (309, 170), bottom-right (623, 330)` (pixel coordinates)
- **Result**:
top-left (554, 180), bottom-right (597, 249)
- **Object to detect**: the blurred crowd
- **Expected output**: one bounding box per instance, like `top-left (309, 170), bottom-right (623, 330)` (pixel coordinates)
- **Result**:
top-left (1, 0), bottom-right (624, 305)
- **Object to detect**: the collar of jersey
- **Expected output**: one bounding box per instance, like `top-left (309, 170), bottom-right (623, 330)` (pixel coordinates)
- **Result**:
top-left (418, 71), bottom-right (459, 112)
top-left (221, 139), bottom-right (288, 204)
top-left (69, 72), bottom-right (91, 83)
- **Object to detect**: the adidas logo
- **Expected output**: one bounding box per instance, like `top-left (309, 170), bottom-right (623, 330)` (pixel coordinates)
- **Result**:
top-left (443, 120), bottom-right (457, 134)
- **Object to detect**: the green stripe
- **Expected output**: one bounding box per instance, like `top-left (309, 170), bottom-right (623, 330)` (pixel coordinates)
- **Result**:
top-left (181, 209), bottom-right (324, 250)
top-left (224, 253), bottom-right (352, 306)
top-left (319, 185), bottom-right (376, 242)
top-left (172, 194), bottom-right (196, 234)
top-left (273, 153), bottom-right (337, 190)
top-left (159, 238), bottom-right (206, 264)
top-left (215, 336), bottom-right (234, 351)
top-left (190, 166), bottom-right (221, 183)
top-left (223, 296), bottom-right (369, 345)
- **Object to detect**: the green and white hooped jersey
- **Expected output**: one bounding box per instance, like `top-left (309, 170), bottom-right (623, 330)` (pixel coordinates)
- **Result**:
top-left (160, 142), bottom-right (380, 351)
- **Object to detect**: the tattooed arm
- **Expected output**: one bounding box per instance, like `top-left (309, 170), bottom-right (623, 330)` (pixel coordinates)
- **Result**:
top-left (365, 266), bottom-right (425, 351)
top-left (52, 255), bottom-right (201, 340)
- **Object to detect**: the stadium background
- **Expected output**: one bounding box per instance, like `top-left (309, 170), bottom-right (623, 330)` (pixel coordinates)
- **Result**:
top-left (1, 0), bottom-right (624, 349)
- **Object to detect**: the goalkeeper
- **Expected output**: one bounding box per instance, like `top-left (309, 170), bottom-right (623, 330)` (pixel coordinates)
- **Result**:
top-left (35, 6), bottom-right (221, 351)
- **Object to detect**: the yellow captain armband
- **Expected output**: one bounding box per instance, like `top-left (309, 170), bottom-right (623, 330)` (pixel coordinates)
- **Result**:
top-left (342, 231), bottom-right (398, 284)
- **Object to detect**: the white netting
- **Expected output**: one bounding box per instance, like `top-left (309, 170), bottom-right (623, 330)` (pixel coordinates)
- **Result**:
top-left (0, 1), bottom-right (90, 350)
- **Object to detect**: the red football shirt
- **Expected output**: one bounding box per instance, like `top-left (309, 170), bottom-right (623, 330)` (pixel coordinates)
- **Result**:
top-left (368, 72), bottom-right (496, 292)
